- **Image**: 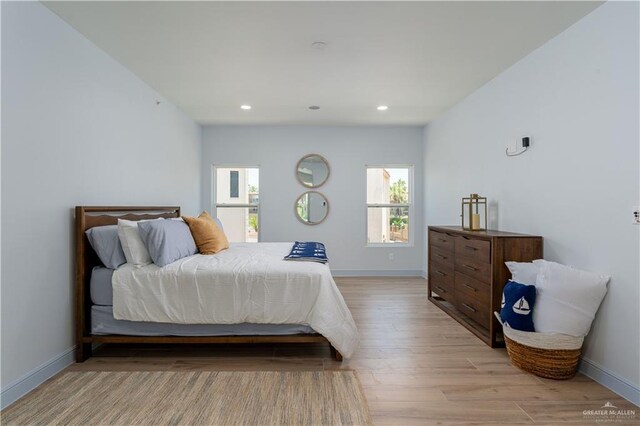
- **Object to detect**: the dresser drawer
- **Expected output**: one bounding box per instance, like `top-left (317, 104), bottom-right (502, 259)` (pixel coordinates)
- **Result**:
top-left (429, 264), bottom-right (455, 304)
top-left (455, 236), bottom-right (491, 264)
top-left (455, 256), bottom-right (492, 284)
top-left (431, 279), bottom-right (455, 304)
top-left (430, 246), bottom-right (454, 269)
top-left (430, 262), bottom-right (454, 287)
top-left (429, 230), bottom-right (454, 252)
top-left (455, 272), bottom-right (490, 304)
top-left (455, 289), bottom-right (490, 329)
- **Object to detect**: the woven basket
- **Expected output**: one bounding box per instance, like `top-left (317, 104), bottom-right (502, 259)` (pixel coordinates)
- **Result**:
top-left (494, 312), bottom-right (584, 380)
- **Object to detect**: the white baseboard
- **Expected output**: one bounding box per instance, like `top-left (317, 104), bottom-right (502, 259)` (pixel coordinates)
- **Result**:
top-left (332, 270), bottom-right (424, 277)
top-left (1, 346), bottom-right (75, 410)
top-left (579, 357), bottom-right (640, 406)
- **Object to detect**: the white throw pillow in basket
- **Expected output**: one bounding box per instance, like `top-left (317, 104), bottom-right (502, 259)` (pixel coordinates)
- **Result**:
top-left (533, 260), bottom-right (609, 337)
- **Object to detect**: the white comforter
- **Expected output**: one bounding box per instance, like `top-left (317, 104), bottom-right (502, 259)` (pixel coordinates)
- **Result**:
top-left (112, 242), bottom-right (359, 358)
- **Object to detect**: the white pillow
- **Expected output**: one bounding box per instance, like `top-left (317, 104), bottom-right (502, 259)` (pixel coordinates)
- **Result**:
top-left (505, 261), bottom-right (541, 286)
top-left (117, 218), bottom-right (163, 267)
top-left (533, 260), bottom-right (610, 337)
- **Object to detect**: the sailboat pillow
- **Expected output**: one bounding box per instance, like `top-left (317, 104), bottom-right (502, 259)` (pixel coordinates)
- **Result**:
top-left (499, 281), bottom-right (537, 332)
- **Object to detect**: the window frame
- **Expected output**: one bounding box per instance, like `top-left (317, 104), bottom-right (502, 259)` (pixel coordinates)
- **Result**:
top-left (365, 164), bottom-right (414, 248)
top-left (212, 165), bottom-right (261, 242)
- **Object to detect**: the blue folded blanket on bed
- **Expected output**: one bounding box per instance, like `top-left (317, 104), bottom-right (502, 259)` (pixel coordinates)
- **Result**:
top-left (284, 241), bottom-right (328, 263)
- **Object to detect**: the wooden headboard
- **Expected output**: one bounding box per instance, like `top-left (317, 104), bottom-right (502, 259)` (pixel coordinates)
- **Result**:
top-left (74, 206), bottom-right (180, 352)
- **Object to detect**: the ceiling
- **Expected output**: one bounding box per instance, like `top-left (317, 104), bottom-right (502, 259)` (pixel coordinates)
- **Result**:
top-left (44, 1), bottom-right (602, 126)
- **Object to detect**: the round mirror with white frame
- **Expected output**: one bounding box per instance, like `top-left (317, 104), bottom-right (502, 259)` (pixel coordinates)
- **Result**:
top-left (295, 191), bottom-right (329, 225)
top-left (296, 154), bottom-right (330, 188)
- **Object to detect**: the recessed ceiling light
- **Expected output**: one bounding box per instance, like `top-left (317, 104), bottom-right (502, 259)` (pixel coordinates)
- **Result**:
top-left (377, 105), bottom-right (389, 111)
top-left (311, 41), bottom-right (327, 50)
top-left (308, 105), bottom-right (320, 110)
top-left (240, 105), bottom-right (252, 110)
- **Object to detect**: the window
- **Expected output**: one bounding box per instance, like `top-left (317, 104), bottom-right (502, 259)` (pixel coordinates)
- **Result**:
top-left (229, 171), bottom-right (239, 198)
top-left (366, 166), bottom-right (412, 245)
top-left (214, 167), bottom-right (259, 242)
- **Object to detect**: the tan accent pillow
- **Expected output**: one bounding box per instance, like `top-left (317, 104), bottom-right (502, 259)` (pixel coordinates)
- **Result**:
top-left (182, 211), bottom-right (229, 254)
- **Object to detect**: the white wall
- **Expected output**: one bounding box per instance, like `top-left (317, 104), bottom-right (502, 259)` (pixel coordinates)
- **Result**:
top-left (202, 126), bottom-right (424, 274)
top-left (1, 1), bottom-right (201, 401)
top-left (423, 2), bottom-right (639, 402)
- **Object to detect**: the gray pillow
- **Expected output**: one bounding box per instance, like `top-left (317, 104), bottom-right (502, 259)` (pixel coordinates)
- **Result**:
top-left (214, 217), bottom-right (224, 232)
top-left (138, 219), bottom-right (197, 267)
top-left (85, 225), bottom-right (127, 269)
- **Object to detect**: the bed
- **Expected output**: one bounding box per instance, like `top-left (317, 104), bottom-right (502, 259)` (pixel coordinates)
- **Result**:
top-left (75, 206), bottom-right (358, 362)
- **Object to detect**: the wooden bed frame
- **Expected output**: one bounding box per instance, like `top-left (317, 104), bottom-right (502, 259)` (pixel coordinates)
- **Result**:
top-left (75, 206), bottom-right (343, 362)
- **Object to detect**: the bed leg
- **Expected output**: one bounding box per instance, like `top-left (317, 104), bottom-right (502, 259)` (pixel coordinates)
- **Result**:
top-left (329, 344), bottom-right (343, 362)
top-left (76, 343), bottom-right (92, 363)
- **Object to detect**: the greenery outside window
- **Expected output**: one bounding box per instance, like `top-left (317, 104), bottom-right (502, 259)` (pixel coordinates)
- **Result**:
top-left (213, 166), bottom-right (259, 242)
top-left (366, 166), bottom-right (412, 245)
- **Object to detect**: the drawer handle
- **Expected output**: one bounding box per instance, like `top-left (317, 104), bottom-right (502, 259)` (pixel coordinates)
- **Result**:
top-left (462, 264), bottom-right (478, 271)
top-left (464, 245), bottom-right (478, 251)
top-left (463, 283), bottom-right (477, 292)
top-left (435, 270), bottom-right (447, 276)
top-left (436, 286), bottom-right (446, 293)
top-left (462, 303), bottom-right (477, 313)
top-left (435, 254), bottom-right (447, 259)
top-left (438, 238), bottom-right (447, 243)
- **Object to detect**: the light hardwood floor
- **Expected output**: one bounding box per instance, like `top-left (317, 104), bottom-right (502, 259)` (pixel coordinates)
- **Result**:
top-left (67, 277), bottom-right (637, 425)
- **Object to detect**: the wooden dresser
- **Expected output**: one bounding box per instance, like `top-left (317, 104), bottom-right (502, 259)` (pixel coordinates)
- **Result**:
top-left (427, 226), bottom-right (543, 347)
